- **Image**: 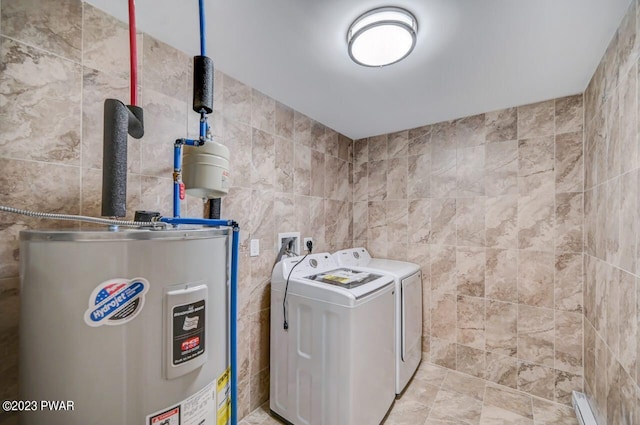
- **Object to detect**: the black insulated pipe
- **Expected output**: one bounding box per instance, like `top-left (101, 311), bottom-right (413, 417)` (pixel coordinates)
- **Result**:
top-left (193, 55), bottom-right (214, 113)
top-left (208, 198), bottom-right (221, 219)
top-left (101, 99), bottom-right (144, 217)
top-left (127, 105), bottom-right (144, 138)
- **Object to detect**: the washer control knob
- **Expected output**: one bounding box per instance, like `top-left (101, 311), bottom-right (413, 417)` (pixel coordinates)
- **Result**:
top-left (353, 251), bottom-right (360, 259)
top-left (309, 259), bottom-right (318, 268)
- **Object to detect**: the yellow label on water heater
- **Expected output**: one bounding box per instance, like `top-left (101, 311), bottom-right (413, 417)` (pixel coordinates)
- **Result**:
top-left (216, 367), bottom-right (230, 425)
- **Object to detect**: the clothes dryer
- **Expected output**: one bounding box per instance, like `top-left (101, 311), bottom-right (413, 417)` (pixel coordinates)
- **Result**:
top-left (333, 247), bottom-right (422, 396)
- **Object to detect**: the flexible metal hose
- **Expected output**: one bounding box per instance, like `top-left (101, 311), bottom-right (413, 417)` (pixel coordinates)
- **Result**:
top-left (0, 205), bottom-right (166, 228)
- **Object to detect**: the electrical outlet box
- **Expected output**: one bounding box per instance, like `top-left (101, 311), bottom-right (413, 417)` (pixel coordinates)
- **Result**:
top-left (278, 232), bottom-right (300, 256)
top-left (250, 239), bottom-right (259, 257)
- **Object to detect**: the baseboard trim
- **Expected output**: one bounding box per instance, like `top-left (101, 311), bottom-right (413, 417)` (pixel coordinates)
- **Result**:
top-left (572, 391), bottom-right (598, 425)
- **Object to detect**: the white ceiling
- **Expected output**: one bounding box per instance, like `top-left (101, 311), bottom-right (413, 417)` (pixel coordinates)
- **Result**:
top-left (87, 0), bottom-right (631, 139)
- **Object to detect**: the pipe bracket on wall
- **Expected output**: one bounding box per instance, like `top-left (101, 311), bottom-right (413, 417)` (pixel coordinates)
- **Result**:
top-left (101, 99), bottom-right (144, 218)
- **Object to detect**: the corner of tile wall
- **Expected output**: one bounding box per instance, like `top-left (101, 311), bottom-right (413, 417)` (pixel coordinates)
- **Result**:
top-left (582, 0), bottom-right (640, 423)
top-left (352, 98), bottom-right (587, 406)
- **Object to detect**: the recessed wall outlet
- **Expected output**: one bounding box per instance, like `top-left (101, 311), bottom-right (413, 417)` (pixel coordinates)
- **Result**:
top-left (278, 232), bottom-right (300, 256)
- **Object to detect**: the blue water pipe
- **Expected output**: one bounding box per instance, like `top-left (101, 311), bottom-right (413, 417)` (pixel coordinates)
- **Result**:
top-left (199, 0), bottom-right (206, 56)
top-left (172, 0), bottom-right (212, 217)
top-left (173, 144), bottom-right (182, 218)
top-left (229, 223), bottom-right (239, 425)
top-left (160, 217), bottom-right (233, 227)
top-left (200, 116), bottom-right (209, 140)
top-left (197, 0), bottom-right (210, 141)
top-left (172, 0), bottom-right (210, 219)
top-left (168, 4), bottom-right (240, 423)
top-left (161, 216), bottom-right (239, 425)
top-left (172, 138), bottom-right (201, 218)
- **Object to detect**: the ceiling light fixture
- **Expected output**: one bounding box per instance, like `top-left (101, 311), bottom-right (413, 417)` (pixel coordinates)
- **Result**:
top-left (347, 6), bottom-right (418, 67)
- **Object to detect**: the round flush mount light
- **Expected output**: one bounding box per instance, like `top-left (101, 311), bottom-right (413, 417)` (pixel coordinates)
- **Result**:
top-left (347, 6), bottom-right (418, 67)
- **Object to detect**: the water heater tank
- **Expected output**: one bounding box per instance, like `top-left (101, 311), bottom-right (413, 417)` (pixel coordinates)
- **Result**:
top-left (182, 141), bottom-right (230, 199)
top-left (19, 227), bottom-right (231, 425)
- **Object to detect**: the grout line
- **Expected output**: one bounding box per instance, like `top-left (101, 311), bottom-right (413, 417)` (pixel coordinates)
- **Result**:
top-left (479, 381), bottom-right (489, 421)
top-left (0, 155), bottom-right (82, 169)
top-left (432, 359), bottom-right (573, 409)
top-left (515, 105), bottom-right (521, 394)
top-left (581, 85), bottom-right (588, 399)
top-left (453, 131), bottom-right (459, 373)
top-left (0, 33), bottom-right (81, 65)
top-left (79, 0), bottom-right (85, 220)
top-left (553, 97), bottom-right (558, 403)
top-left (530, 392), bottom-right (536, 424)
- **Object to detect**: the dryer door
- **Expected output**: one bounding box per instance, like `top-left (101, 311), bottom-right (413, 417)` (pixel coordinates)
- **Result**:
top-left (401, 271), bottom-right (422, 361)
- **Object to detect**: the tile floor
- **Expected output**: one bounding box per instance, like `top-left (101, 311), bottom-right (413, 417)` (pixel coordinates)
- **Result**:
top-left (239, 362), bottom-right (579, 425)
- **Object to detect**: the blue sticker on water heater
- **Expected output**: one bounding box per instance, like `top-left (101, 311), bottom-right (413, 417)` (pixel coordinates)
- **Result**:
top-left (84, 278), bottom-right (150, 327)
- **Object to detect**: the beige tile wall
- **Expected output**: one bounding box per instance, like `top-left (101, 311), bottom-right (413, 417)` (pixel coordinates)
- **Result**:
top-left (0, 1), bottom-right (353, 423)
top-left (6, 0), bottom-right (640, 422)
top-left (353, 95), bottom-right (585, 405)
top-left (583, 1), bottom-right (640, 424)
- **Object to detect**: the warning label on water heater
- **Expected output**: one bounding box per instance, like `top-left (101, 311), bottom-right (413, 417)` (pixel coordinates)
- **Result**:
top-left (84, 278), bottom-right (149, 327)
top-left (173, 300), bottom-right (206, 365)
top-left (146, 380), bottom-right (216, 425)
top-left (216, 368), bottom-right (230, 425)
top-left (148, 406), bottom-right (180, 425)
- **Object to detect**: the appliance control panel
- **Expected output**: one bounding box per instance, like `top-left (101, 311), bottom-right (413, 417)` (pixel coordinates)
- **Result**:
top-left (334, 247), bottom-right (371, 266)
top-left (281, 253), bottom-right (337, 278)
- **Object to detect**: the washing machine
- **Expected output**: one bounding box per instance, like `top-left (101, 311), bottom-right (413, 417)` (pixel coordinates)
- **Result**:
top-left (270, 253), bottom-right (395, 425)
top-left (332, 247), bottom-right (422, 396)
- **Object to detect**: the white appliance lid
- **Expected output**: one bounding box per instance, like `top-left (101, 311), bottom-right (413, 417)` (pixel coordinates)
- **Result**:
top-left (305, 268), bottom-right (384, 289)
top-left (279, 253), bottom-right (393, 301)
top-left (366, 258), bottom-right (421, 277)
top-left (332, 248), bottom-right (420, 277)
